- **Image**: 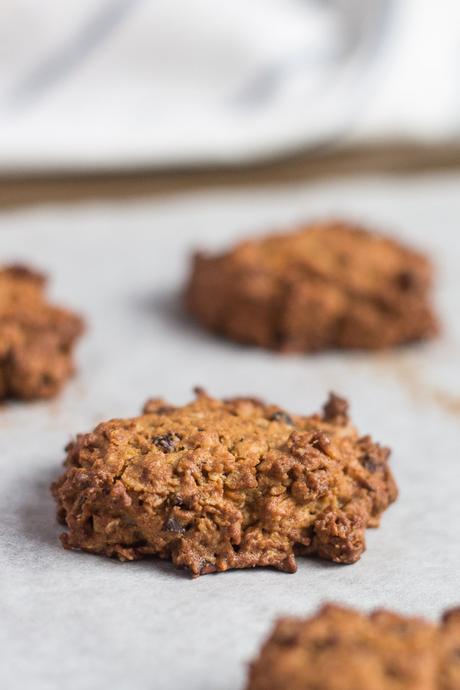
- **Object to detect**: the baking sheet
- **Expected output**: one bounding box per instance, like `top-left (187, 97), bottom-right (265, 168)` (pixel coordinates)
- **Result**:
top-left (1, 174), bottom-right (459, 690)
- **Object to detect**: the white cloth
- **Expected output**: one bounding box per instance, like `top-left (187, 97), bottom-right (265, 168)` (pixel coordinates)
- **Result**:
top-left (0, 0), bottom-right (459, 172)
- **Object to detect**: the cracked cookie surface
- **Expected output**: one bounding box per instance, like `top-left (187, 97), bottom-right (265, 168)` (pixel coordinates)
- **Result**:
top-left (52, 390), bottom-right (397, 576)
top-left (0, 265), bottom-right (84, 400)
top-left (246, 604), bottom-right (460, 690)
top-left (185, 221), bottom-right (438, 351)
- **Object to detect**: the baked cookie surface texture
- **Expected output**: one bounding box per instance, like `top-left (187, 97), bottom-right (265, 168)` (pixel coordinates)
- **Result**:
top-left (186, 221), bottom-right (438, 351)
top-left (52, 390), bottom-right (397, 576)
top-left (246, 603), bottom-right (460, 690)
top-left (0, 265), bottom-right (84, 400)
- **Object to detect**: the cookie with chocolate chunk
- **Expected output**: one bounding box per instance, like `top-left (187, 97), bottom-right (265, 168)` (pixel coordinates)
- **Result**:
top-left (0, 265), bottom-right (84, 400)
top-left (52, 390), bottom-right (397, 576)
top-left (246, 604), bottom-right (460, 690)
top-left (185, 221), bottom-right (438, 351)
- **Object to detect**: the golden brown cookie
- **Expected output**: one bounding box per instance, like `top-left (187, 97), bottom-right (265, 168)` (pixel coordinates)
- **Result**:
top-left (246, 603), bottom-right (460, 690)
top-left (185, 221), bottom-right (438, 351)
top-left (52, 389), bottom-right (397, 576)
top-left (0, 265), bottom-right (84, 400)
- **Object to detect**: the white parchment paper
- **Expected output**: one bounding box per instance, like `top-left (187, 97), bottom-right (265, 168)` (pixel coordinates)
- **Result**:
top-left (1, 174), bottom-right (459, 690)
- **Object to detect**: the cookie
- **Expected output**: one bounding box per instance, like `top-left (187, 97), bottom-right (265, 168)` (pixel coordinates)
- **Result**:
top-left (246, 603), bottom-right (460, 690)
top-left (185, 221), bottom-right (438, 351)
top-left (52, 389), bottom-right (397, 576)
top-left (0, 264), bottom-right (84, 400)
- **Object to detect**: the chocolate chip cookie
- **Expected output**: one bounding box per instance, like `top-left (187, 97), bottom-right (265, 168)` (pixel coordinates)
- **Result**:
top-left (185, 221), bottom-right (438, 351)
top-left (52, 389), bottom-right (397, 576)
top-left (246, 603), bottom-right (460, 690)
top-left (0, 264), bottom-right (84, 400)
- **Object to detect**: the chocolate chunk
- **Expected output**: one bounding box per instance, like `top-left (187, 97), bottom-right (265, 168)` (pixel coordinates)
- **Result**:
top-left (275, 629), bottom-right (300, 647)
top-left (169, 494), bottom-right (184, 507)
top-left (396, 270), bottom-right (416, 291)
top-left (165, 517), bottom-right (186, 534)
top-left (199, 561), bottom-right (217, 576)
top-left (269, 411), bottom-right (294, 425)
top-left (153, 432), bottom-right (179, 453)
top-left (360, 453), bottom-right (379, 473)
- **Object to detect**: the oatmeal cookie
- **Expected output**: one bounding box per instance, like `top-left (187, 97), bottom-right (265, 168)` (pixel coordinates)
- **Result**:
top-left (246, 603), bottom-right (460, 690)
top-left (185, 221), bottom-right (438, 351)
top-left (0, 264), bottom-right (84, 400)
top-left (52, 390), bottom-right (397, 576)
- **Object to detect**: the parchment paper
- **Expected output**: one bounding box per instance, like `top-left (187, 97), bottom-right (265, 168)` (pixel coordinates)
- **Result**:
top-left (1, 174), bottom-right (459, 690)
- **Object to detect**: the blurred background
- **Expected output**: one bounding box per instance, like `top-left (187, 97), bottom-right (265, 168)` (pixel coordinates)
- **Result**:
top-left (1, 0), bottom-right (460, 206)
